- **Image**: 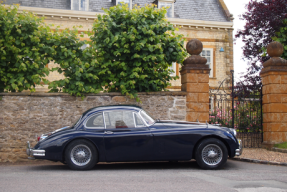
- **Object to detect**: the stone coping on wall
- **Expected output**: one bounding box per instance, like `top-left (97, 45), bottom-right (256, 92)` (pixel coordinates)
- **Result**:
top-left (0, 91), bottom-right (187, 97)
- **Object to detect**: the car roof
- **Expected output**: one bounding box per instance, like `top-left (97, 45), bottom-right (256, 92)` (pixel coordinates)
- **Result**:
top-left (82, 105), bottom-right (142, 117)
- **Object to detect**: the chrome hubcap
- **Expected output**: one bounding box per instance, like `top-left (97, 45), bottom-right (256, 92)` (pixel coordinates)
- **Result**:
top-left (76, 151), bottom-right (86, 158)
top-left (207, 151), bottom-right (217, 158)
top-left (202, 144), bottom-right (222, 166)
top-left (70, 144), bottom-right (91, 166)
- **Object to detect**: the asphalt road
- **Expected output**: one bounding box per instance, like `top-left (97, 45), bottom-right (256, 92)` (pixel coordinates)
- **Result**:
top-left (0, 160), bottom-right (287, 192)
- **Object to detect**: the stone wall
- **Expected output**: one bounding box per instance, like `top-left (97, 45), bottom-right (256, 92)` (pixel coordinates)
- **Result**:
top-left (0, 92), bottom-right (186, 162)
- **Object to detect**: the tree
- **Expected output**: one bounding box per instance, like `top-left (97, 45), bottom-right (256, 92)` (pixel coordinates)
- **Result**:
top-left (273, 19), bottom-right (287, 59)
top-left (0, 4), bottom-right (91, 94)
top-left (90, 4), bottom-right (187, 99)
top-left (0, 4), bottom-right (51, 92)
top-left (235, 0), bottom-right (287, 89)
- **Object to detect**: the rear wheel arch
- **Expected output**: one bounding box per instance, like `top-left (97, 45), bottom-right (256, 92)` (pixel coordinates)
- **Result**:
top-left (192, 135), bottom-right (231, 159)
top-left (62, 138), bottom-right (100, 163)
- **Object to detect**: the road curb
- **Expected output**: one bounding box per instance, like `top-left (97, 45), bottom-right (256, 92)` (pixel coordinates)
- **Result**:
top-left (271, 147), bottom-right (287, 153)
top-left (230, 157), bottom-right (287, 166)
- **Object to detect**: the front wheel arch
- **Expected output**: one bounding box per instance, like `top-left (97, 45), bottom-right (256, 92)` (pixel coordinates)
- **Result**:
top-left (195, 138), bottom-right (228, 169)
top-left (192, 135), bottom-right (231, 159)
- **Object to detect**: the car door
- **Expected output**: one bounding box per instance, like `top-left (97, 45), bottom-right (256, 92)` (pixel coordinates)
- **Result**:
top-left (82, 112), bottom-right (106, 161)
top-left (103, 110), bottom-right (153, 162)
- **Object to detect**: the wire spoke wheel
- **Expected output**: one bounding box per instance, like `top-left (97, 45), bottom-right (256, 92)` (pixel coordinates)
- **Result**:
top-left (70, 144), bottom-right (92, 166)
top-left (196, 138), bottom-right (227, 169)
top-left (201, 144), bottom-right (223, 166)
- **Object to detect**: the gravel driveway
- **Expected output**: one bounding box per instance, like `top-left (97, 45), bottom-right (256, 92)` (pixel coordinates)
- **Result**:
top-left (234, 148), bottom-right (287, 163)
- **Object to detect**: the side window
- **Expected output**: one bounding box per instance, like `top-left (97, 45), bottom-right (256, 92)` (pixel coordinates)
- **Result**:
top-left (157, 1), bottom-right (174, 18)
top-left (200, 48), bottom-right (213, 77)
top-left (134, 113), bottom-right (145, 127)
top-left (104, 111), bottom-right (135, 128)
top-left (169, 62), bottom-right (176, 76)
top-left (71, 0), bottom-right (89, 11)
top-left (85, 113), bottom-right (104, 128)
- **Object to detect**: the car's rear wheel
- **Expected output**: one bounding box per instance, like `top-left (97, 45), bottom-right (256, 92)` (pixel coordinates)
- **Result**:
top-left (65, 139), bottom-right (98, 170)
top-left (195, 138), bottom-right (227, 169)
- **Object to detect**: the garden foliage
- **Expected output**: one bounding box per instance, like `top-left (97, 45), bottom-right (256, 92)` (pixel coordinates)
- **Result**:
top-left (0, 4), bottom-right (51, 92)
top-left (1, 3), bottom-right (186, 100)
top-left (209, 101), bottom-right (262, 132)
top-left (273, 19), bottom-right (287, 59)
top-left (89, 4), bottom-right (187, 100)
top-left (235, 0), bottom-right (287, 89)
top-left (49, 4), bottom-right (187, 99)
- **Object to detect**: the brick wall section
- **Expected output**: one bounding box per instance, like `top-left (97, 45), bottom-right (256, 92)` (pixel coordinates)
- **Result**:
top-left (261, 72), bottom-right (287, 144)
top-left (181, 69), bottom-right (210, 122)
top-left (0, 92), bottom-right (186, 162)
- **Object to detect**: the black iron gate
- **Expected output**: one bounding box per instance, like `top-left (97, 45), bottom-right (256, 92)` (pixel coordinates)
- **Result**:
top-left (209, 70), bottom-right (263, 148)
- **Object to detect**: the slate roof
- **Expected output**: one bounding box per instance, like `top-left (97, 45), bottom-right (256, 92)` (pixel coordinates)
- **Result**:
top-left (5, 0), bottom-right (229, 22)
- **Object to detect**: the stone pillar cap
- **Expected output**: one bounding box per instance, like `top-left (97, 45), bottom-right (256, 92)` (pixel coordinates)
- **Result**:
top-left (181, 39), bottom-right (209, 72)
top-left (261, 41), bottom-right (287, 74)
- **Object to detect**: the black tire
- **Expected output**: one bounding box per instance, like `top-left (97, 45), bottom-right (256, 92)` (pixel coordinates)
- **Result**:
top-left (65, 139), bottom-right (98, 170)
top-left (195, 138), bottom-right (228, 169)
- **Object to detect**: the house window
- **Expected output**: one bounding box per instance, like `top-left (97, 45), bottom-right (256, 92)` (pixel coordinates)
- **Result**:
top-left (116, 0), bottom-right (132, 9)
top-left (71, 0), bottom-right (89, 11)
top-left (156, 0), bottom-right (175, 18)
top-left (200, 48), bottom-right (214, 77)
top-left (80, 44), bottom-right (90, 50)
top-left (169, 62), bottom-right (176, 76)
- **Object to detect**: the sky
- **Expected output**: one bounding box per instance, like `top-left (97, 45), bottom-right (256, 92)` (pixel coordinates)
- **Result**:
top-left (223, 0), bottom-right (251, 80)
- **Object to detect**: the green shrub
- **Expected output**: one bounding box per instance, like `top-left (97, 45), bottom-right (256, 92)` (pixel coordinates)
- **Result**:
top-left (91, 4), bottom-right (187, 100)
top-left (51, 4), bottom-right (187, 100)
top-left (0, 4), bottom-right (51, 92)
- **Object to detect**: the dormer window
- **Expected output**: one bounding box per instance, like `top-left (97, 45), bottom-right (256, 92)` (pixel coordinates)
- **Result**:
top-left (71, 0), bottom-right (89, 11)
top-left (154, 0), bottom-right (175, 18)
top-left (113, 0), bottom-right (132, 9)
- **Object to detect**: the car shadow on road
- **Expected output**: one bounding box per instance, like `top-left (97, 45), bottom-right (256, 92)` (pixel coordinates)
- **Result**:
top-left (26, 160), bottom-right (202, 171)
top-left (26, 160), bottom-right (239, 171)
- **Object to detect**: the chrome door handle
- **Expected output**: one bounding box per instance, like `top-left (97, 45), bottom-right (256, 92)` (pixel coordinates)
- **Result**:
top-left (105, 131), bottom-right (114, 134)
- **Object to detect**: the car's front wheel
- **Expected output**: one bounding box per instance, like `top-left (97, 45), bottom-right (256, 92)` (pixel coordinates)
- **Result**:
top-left (65, 139), bottom-right (98, 170)
top-left (195, 138), bottom-right (228, 169)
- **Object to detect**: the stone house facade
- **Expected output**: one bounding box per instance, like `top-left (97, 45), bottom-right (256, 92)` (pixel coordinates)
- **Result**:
top-left (5, 0), bottom-right (234, 91)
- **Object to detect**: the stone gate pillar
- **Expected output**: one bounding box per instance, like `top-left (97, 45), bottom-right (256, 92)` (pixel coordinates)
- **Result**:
top-left (180, 39), bottom-right (210, 122)
top-left (260, 41), bottom-right (287, 148)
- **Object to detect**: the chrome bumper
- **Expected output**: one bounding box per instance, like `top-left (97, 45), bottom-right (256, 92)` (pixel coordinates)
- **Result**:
top-left (26, 141), bottom-right (45, 157)
top-left (235, 139), bottom-right (243, 156)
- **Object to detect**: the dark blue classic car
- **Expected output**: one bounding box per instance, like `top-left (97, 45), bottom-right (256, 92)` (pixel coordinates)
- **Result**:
top-left (27, 105), bottom-right (242, 170)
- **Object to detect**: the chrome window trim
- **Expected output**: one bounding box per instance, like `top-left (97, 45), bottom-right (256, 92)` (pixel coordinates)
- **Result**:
top-left (133, 112), bottom-right (146, 128)
top-left (133, 112), bottom-right (137, 127)
top-left (84, 112), bottom-right (105, 129)
top-left (139, 110), bottom-right (155, 127)
top-left (103, 111), bottom-right (107, 129)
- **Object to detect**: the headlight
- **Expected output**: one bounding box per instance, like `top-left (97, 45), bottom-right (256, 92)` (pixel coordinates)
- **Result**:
top-left (229, 128), bottom-right (237, 137)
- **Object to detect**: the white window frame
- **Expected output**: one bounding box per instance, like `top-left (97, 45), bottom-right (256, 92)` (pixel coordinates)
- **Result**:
top-left (116, 0), bottom-right (132, 9)
top-left (200, 48), bottom-right (214, 78)
top-left (169, 62), bottom-right (176, 76)
top-left (158, 0), bottom-right (175, 18)
top-left (71, 0), bottom-right (89, 11)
